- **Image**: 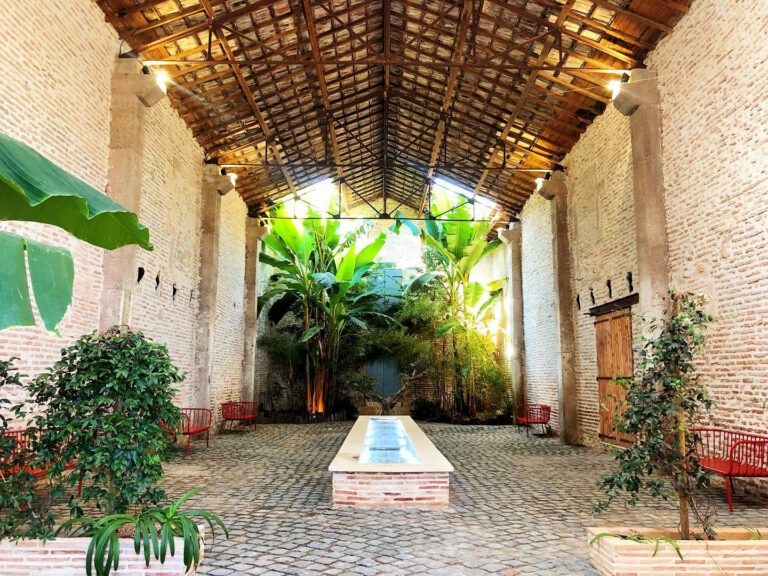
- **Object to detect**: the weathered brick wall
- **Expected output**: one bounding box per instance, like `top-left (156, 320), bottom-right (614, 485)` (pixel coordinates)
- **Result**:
top-left (563, 106), bottom-right (637, 444)
top-left (519, 194), bottom-right (560, 426)
top-left (0, 0), bottom-right (114, 407)
top-left (211, 193), bottom-right (248, 421)
top-left (521, 0), bottom-right (768, 454)
top-left (128, 103), bottom-right (205, 406)
top-left (646, 0), bottom-right (768, 436)
top-left (0, 0), bottom-right (249, 417)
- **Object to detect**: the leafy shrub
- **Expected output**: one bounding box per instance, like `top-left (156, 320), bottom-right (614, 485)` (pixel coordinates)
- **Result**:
top-left (410, 397), bottom-right (444, 421)
top-left (0, 358), bottom-right (59, 540)
top-left (27, 327), bottom-right (183, 515)
top-left (595, 292), bottom-right (715, 539)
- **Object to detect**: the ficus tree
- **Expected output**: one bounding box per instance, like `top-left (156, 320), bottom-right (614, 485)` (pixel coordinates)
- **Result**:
top-left (595, 291), bottom-right (715, 539)
top-left (258, 208), bottom-right (388, 414)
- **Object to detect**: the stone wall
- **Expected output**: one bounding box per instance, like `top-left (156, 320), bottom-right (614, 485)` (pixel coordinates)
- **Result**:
top-left (0, 0), bottom-right (249, 416)
top-left (520, 0), bottom-right (768, 450)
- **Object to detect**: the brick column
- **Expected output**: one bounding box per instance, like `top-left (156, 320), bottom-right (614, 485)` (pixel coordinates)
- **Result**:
top-left (194, 166), bottom-right (234, 409)
top-left (99, 58), bottom-right (165, 331)
top-left (242, 219), bottom-right (269, 402)
top-left (614, 68), bottom-right (670, 322)
top-left (539, 171), bottom-right (579, 445)
top-left (498, 223), bottom-right (525, 408)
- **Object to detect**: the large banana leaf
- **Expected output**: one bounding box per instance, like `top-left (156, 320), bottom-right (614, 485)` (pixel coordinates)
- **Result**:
top-left (0, 133), bottom-right (152, 250)
top-left (0, 230), bottom-right (74, 334)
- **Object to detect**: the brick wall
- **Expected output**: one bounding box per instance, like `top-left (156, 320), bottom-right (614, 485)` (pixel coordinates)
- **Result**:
top-left (0, 0), bottom-right (249, 417)
top-left (0, 537), bottom-right (193, 576)
top-left (128, 102), bottom-right (205, 406)
top-left (646, 0), bottom-right (768, 435)
top-left (519, 194), bottom-right (560, 427)
top-left (0, 0), bottom-right (114, 406)
top-left (332, 472), bottom-right (450, 507)
top-left (563, 106), bottom-right (637, 444)
top-left (211, 192), bottom-right (248, 421)
top-left (520, 0), bottom-right (768, 452)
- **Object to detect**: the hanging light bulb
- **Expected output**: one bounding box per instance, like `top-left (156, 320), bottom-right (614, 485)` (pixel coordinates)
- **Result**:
top-left (229, 172), bottom-right (238, 187)
top-left (608, 80), bottom-right (622, 100)
top-left (155, 70), bottom-right (171, 94)
top-left (535, 177), bottom-right (544, 192)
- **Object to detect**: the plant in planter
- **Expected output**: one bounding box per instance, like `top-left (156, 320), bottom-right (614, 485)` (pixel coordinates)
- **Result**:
top-left (59, 487), bottom-right (227, 576)
top-left (11, 327), bottom-right (228, 576)
top-left (589, 292), bottom-right (768, 576)
top-left (593, 291), bottom-right (715, 539)
top-left (27, 327), bottom-right (183, 515)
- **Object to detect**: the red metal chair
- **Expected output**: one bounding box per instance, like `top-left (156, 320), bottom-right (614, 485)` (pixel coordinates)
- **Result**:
top-left (180, 408), bottom-right (212, 456)
top-left (692, 427), bottom-right (768, 512)
top-left (517, 404), bottom-right (552, 436)
top-left (1, 429), bottom-right (82, 494)
top-left (219, 401), bottom-right (259, 433)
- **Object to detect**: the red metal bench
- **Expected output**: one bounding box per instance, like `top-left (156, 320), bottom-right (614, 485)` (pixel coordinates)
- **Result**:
top-left (180, 408), bottom-right (212, 456)
top-left (693, 427), bottom-right (768, 512)
top-left (1, 428), bottom-right (81, 494)
top-left (517, 404), bottom-right (552, 436)
top-left (220, 401), bottom-right (259, 433)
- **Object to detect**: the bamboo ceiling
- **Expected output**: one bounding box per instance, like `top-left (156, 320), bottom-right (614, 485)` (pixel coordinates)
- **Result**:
top-left (98, 0), bottom-right (689, 218)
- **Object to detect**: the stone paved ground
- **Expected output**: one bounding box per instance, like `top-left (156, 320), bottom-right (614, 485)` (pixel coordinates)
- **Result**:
top-left (161, 423), bottom-right (768, 576)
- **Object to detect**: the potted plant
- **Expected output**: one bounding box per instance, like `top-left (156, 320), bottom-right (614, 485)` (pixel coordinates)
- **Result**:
top-left (0, 327), bottom-right (227, 576)
top-left (588, 291), bottom-right (768, 576)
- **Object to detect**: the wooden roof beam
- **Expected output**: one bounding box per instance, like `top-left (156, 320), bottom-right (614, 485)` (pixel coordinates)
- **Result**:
top-left (471, 0), bottom-right (577, 198)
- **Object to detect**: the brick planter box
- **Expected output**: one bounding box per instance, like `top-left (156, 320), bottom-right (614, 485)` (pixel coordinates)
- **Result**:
top-left (0, 530), bottom-right (204, 576)
top-left (587, 526), bottom-right (768, 576)
top-left (332, 471), bottom-right (450, 507)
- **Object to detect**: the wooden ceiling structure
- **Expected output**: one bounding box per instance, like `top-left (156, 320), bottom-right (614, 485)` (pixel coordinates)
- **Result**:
top-left (98, 0), bottom-right (689, 219)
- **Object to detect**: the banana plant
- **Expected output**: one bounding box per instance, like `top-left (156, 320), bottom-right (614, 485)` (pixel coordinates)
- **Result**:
top-left (258, 208), bottom-right (388, 413)
top-left (401, 196), bottom-right (503, 414)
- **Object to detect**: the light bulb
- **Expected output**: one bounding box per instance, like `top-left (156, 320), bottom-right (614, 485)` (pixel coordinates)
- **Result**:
top-left (535, 177), bottom-right (544, 192)
top-left (608, 80), bottom-right (622, 100)
top-left (155, 70), bottom-right (171, 94)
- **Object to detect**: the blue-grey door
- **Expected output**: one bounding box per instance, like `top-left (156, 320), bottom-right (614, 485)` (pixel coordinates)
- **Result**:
top-left (366, 357), bottom-right (401, 397)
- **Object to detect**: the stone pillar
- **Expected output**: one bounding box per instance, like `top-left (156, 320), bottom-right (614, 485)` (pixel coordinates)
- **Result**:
top-left (242, 219), bottom-right (269, 402)
top-left (539, 171), bottom-right (579, 445)
top-left (99, 58), bottom-right (164, 331)
top-left (498, 223), bottom-right (525, 408)
top-left (193, 166), bottom-right (234, 409)
top-left (614, 68), bottom-right (670, 322)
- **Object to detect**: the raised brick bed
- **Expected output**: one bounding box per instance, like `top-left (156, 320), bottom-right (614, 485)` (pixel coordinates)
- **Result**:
top-left (587, 527), bottom-right (768, 576)
top-left (0, 532), bottom-right (203, 576)
top-left (332, 471), bottom-right (450, 507)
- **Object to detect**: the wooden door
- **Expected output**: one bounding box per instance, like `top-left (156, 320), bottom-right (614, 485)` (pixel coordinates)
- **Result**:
top-left (595, 308), bottom-right (634, 446)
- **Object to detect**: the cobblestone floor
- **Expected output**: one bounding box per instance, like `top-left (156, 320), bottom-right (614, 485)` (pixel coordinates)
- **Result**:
top-left (162, 423), bottom-right (768, 576)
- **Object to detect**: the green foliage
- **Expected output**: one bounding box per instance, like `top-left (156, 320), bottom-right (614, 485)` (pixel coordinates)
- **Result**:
top-left (26, 327), bottom-right (183, 515)
top-left (0, 358), bottom-right (59, 541)
top-left (409, 398), bottom-right (446, 422)
top-left (0, 230), bottom-right (74, 334)
top-left (58, 488), bottom-right (227, 576)
top-left (258, 208), bottom-right (390, 412)
top-left (404, 202), bottom-right (507, 416)
top-left (595, 292), bottom-right (715, 539)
